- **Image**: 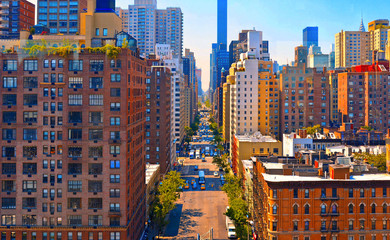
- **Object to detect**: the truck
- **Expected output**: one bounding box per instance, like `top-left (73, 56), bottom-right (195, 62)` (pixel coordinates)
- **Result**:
top-left (190, 150), bottom-right (194, 159)
top-left (226, 210), bottom-right (236, 239)
top-left (196, 149), bottom-right (200, 159)
top-left (198, 171), bottom-right (205, 184)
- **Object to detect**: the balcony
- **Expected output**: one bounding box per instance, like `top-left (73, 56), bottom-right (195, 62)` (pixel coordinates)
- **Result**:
top-left (320, 212), bottom-right (340, 217)
top-left (320, 195), bottom-right (340, 200)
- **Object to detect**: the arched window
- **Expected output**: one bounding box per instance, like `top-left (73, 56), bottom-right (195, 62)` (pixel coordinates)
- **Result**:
top-left (293, 204), bottom-right (298, 214)
top-left (383, 204), bottom-right (388, 214)
top-left (360, 203), bottom-right (365, 213)
top-left (304, 204), bottom-right (310, 214)
top-left (321, 204), bottom-right (326, 214)
top-left (332, 204), bottom-right (337, 213)
top-left (273, 205), bottom-right (277, 214)
top-left (371, 204), bottom-right (376, 214)
top-left (348, 203), bottom-right (354, 214)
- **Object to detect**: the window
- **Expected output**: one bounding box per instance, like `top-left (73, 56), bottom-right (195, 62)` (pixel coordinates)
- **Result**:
top-left (68, 147), bottom-right (82, 158)
top-left (88, 215), bottom-right (102, 226)
top-left (360, 203), bottom-right (365, 213)
top-left (67, 198), bottom-right (82, 209)
top-left (360, 220), bottom-right (365, 230)
top-left (3, 60), bottom-right (17, 71)
top-left (110, 103), bottom-right (120, 111)
top-left (293, 221), bottom-right (298, 231)
top-left (68, 181), bottom-right (82, 192)
top-left (23, 129), bottom-right (37, 140)
top-left (272, 205), bottom-right (277, 214)
top-left (2, 163), bottom-right (16, 174)
top-left (88, 181), bottom-right (102, 192)
top-left (95, 28), bottom-right (100, 36)
top-left (89, 112), bottom-right (103, 123)
top-left (1, 215), bottom-right (16, 225)
top-left (89, 129), bottom-right (103, 140)
top-left (348, 203), bottom-right (353, 213)
top-left (360, 188), bottom-right (365, 198)
top-left (90, 60), bottom-right (104, 71)
top-left (23, 112), bottom-right (37, 123)
top-left (321, 204), bottom-right (326, 214)
top-left (23, 163), bottom-right (37, 174)
top-left (68, 215), bottom-right (82, 226)
top-left (304, 189), bottom-right (309, 198)
top-left (88, 147), bottom-right (103, 158)
top-left (69, 77), bottom-right (83, 88)
top-left (89, 95), bottom-right (103, 106)
top-left (293, 189), bottom-right (298, 198)
top-left (68, 129), bottom-right (82, 140)
top-left (110, 74), bottom-right (121, 82)
top-left (3, 77), bottom-right (17, 88)
top-left (89, 77), bottom-right (103, 89)
top-left (110, 232), bottom-right (120, 240)
top-left (110, 117), bottom-right (120, 126)
top-left (3, 112), bottom-right (16, 123)
top-left (23, 77), bottom-right (38, 88)
top-left (349, 188), bottom-right (353, 198)
top-left (110, 146), bottom-right (120, 155)
top-left (2, 129), bottom-right (16, 140)
top-left (2, 198), bottom-right (16, 209)
top-left (109, 203), bottom-right (120, 212)
top-left (372, 204), bottom-right (376, 213)
top-left (69, 95), bottom-right (82, 106)
top-left (110, 88), bottom-right (121, 97)
top-left (3, 94), bottom-right (16, 106)
top-left (69, 60), bottom-right (83, 71)
top-left (89, 164), bottom-right (102, 175)
top-left (321, 188), bottom-right (326, 198)
top-left (110, 175), bottom-right (120, 183)
top-left (24, 60), bottom-right (38, 71)
top-left (372, 188), bottom-right (376, 197)
top-left (304, 204), bottom-right (310, 214)
top-left (2, 146), bottom-right (16, 157)
top-left (110, 189), bottom-right (120, 198)
top-left (2, 180), bottom-right (16, 192)
top-left (22, 181), bottom-right (37, 192)
top-left (304, 221), bottom-right (309, 231)
top-left (103, 28), bottom-right (107, 36)
top-left (110, 160), bottom-right (120, 169)
top-left (383, 204), bottom-right (387, 213)
top-left (68, 112), bottom-right (82, 123)
top-left (384, 188), bottom-right (387, 197)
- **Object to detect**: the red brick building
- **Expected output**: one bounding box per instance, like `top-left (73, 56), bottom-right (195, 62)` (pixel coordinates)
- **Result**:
top-left (146, 59), bottom-right (171, 174)
top-left (338, 61), bottom-right (390, 132)
top-left (0, 0), bottom-right (35, 39)
top-left (280, 65), bottom-right (330, 134)
top-left (254, 156), bottom-right (390, 240)
top-left (0, 48), bottom-right (146, 239)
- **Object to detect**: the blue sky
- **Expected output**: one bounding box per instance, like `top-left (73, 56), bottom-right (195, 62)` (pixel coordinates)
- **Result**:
top-left (31, 0), bottom-right (390, 92)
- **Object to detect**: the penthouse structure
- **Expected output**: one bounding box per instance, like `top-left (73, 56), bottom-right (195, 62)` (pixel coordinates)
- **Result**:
top-left (0, 48), bottom-right (146, 239)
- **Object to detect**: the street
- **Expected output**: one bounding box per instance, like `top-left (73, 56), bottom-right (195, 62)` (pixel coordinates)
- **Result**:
top-left (164, 157), bottom-right (229, 240)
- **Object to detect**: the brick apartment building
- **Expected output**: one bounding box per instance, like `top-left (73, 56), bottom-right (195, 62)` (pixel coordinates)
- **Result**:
top-left (0, 0), bottom-right (35, 39)
top-left (0, 49), bottom-right (146, 239)
top-left (280, 65), bottom-right (330, 134)
top-left (253, 156), bottom-right (390, 240)
top-left (146, 59), bottom-right (171, 174)
top-left (338, 60), bottom-right (390, 132)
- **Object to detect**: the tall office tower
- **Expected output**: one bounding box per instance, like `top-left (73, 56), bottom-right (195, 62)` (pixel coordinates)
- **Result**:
top-left (0, 49), bottom-right (146, 239)
top-left (0, 0), bottom-right (35, 39)
top-left (294, 46), bottom-right (308, 66)
top-left (125, 0), bottom-right (183, 58)
top-left (335, 30), bottom-right (370, 68)
top-left (368, 19), bottom-right (389, 58)
top-left (146, 59), bottom-right (171, 174)
top-left (196, 68), bottom-right (203, 96)
top-left (280, 65), bottom-right (330, 134)
top-left (184, 49), bottom-right (197, 124)
top-left (338, 55), bottom-right (390, 131)
top-left (217, 0), bottom-right (227, 46)
top-left (303, 26), bottom-right (318, 48)
top-left (37, 0), bottom-right (88, 34)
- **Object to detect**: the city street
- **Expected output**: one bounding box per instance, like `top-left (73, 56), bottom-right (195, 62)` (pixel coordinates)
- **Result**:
top-left (164, 156), bottom-right (229, 240)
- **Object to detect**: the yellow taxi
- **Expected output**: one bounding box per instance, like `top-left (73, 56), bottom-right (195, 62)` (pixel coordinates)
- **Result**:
top-left (200, 184), bottom-right (206, 190)
top-left (191, 179), bottom-right (196, 185)
top-left (184, 181), bottom-right (189, 189)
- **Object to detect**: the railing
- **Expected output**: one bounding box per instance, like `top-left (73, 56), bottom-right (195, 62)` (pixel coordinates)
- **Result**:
top-left (320, 195), bottom-right (340, 200)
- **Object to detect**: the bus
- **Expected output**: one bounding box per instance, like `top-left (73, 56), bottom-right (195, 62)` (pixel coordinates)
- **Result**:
top-left (198, 171), bottom-right (205, 184)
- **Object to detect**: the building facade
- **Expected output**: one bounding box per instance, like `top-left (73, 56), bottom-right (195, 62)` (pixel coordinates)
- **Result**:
top-left (0, 0), bottom-right (35, 39)
top-left (335, 30), bottom-right (370, 68)
top-left (303, 26), bottom-right (318, 48)
top-left (0, 49), bottom-right (146, 240)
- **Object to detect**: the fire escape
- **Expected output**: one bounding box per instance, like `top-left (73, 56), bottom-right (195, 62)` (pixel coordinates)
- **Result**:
top-left (320, 189), bottom-right (340, 239)
top-left (253, 168), bottom-right (267, 240)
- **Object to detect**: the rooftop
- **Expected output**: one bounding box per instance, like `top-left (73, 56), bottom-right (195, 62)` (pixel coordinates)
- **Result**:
top-left (262, 172), bottom-right (390, 182)
top-left (236, 132), bottom-right (278, 143)
top-left (146, 164), bottom-right (160, 185)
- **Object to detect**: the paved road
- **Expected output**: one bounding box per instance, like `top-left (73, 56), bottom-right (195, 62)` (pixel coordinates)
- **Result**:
top-left (164, 157), bottom-right (229, 240)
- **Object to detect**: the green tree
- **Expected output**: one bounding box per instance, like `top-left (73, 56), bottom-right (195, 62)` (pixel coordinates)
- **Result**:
top-left (151, 171), bottom-right (185, 239)
top-left (353, 153), bottom-right (386, 172)
top-left (205, 99), bottom-right (211, 108)
top-left (304, 125), bottom-right (322, 135)
top-left (198, 101), bottom-right (202, 108)
top-left (361, 125), bottom-right (373, 131)
top-left (212, 153), bottom-right (229, 170)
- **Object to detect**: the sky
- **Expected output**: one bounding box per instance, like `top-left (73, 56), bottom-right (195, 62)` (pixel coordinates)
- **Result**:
top-left (31, 0), bottom-right (390, 92)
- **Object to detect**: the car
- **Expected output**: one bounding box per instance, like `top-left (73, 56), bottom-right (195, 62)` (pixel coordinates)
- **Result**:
top-left (194, 165), bottom-right (198, 171)
top-left (200, 184), bottom-right (206, 190)
top-left (191, 179), bottom-right (195, 185)
top-left (192, 182), bottom-right (197, 189)
top-left (202, 159), bottom-right (206, 162)
top-left (214, 171), bottom-right (219, 177)
top-left (184, 181), bottom-right (189, 189)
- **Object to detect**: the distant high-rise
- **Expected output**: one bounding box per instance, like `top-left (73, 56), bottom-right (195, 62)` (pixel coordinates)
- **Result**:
top-left (0, 0), bottom-right (35, 39)
top-left (303, 26), bottom-right (318, 48)
top-left (122, 0), bottom-right (183, 57)
top-left (217, 0), bottom-right (227, 46)
top-left (96, 0), bottom-right (116, 12)
top-left (37, 0), bottom-right (87, 34)
top-left (335, 30), bottom-right (370, 68)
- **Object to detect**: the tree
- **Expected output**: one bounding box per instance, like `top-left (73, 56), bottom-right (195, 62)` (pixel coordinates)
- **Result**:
top-left (353, 153), bottom-right (386, 172)
top-left (29, 27), bottom-right (35, 35)
top-left (361, 126), bottom-right (373, 131)
top-left (213, 154), bottom-right (229, 170)
top-left (151, 171), bottom-right (185, 239)
top-left (304, 125), bottom-right (322, 135)
top-left (198, 101), bottom-right (202, 108)
top-left (205, 99), bottom-right (211, 108)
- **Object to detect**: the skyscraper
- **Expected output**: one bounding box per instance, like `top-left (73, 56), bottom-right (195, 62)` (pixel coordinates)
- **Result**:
top-left (217, 0), bottom-right (227, 46)
top-left (0, 0), bottom-right (35, 39)
top-left (303, 26), bottom-right (318, 48)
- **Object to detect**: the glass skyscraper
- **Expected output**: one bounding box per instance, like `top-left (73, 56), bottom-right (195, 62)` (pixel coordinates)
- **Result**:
top-left (217, 0), bottom-right (227, 46)
top-left (303, 26), bottom-right (318, 48)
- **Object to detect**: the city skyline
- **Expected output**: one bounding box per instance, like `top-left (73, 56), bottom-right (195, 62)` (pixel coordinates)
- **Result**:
top-left (28, 0), bottom-right (390, 92)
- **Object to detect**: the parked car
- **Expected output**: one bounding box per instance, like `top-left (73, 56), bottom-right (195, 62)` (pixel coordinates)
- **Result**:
top-left (200, 184), bottom-right (206, 190)
top-left (213, 171), bottom-right (219, 177)
top-left (194, 165), bottom-right (198, 171)
top-left (192, 182), bottom-right (197, 189)
top-left (184, 181), bottom-right (189, 189)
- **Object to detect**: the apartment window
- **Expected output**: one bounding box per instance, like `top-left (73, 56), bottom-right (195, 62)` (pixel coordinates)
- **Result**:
top-left (88, 215), bottom-right (102, 226)
top-left (293, 221), bottom-right (298, 231)
top-left (1, 215), bottom-right (16, 225)
top-left (110, 189), bottom-right (120, 198)
top-left (67, 198), bottom-right (81, 209)
top-left (2, 129), bottom-right (16, 140)
top-left (109, 203), bottom-right (120, 212)
top-left (24, 60), bottom-right (38, 71)
top-left (69, 60), bottom-right (83, 71)
top-left (23, 163), bottom-right (37, 175)
top-left (2, 198), bottom-right (16, 209)
top-left (293, 189), bottom-right (298, 198)
top-left (3, 60), bottom-right (17, 71)
top-left (110, 103), bottom-right (121, 111)
top-left (89, 129), bottom-right (103, 140)
top-left (304, 221), bottom-right (309, 231)
top-left (321, 204), bottom-right (326, 214)
top-left (23, 77), bottom-right (38, 88)
top-left (2, 163), bottom-right (16, 175)
top-left (103, 28), bottom-right (107, 36)
top-left (69, 95), bottom-right (82, 105)
top-left (68, 112), bottom-right (82, 123)
top-left (89, 77), bottom-right (103, 89)
top-left (68, 163), bottom-right (82, 175)
top-left (110, 88), bottom-right (121, 97)
top-left (360, 203), bottom-right (365, 213)
top-left (110, 117), bottom-right (120, 126)
top-left (110, 74), bottom-right (121, 82)
top-left (383, 220), bottom-right (387, 230)
top-left (110, 175), bottom-right (120, 183)
top-left (304, 189), bottom-right (309, 198)
top-left (372, 188), bottom-right (376, 197)
top-left (2, 180), bottom-right (16, 192)
top-left (69, 77), bottom-right (83, 88)
top-left (349, 188), bottom-right (353, 198)
top-left (110, 232), bottom-right (120, 240)
top-left (23, 94), bottom-right (37, 106)
top-left (3, 112), bottom-right (16, 123)
top-left (95, 28), bottom-right (99, 36)
top-left (383, 188), bottom-right (387, 197)
top-left (90, 60), bottom-right (104, 72)
top-left (22, 181), bottom-right (37, 192)
top-left (110, 146), bottom-right (120, 155)
top-left (2, 146), bottom-right (16, 157)
top-left (372, 220), bottom-right (376, 230)
top-left (360, 220), bottom-right (365, 230)
top-left (24, 147), bottom-right (37, 158)
top-left (44, 60), bottom-right (49, 68)
top-left (304, 204), bottom-right (310, 214)
top-left (68, 215), bottom-right (82, 226)
top-left (23, 129), bottom-right (37, 140)
top-left (88, 181), bottom-right (102, 192)
top-left (89, 112), bottom-right (103, 123)
top-left (68, 129), bottom-right (82, 140)
top-left (88, 164), bottom-right (102, 175)
top-left (372, 204), bottom-right (376, 213)
top-left (360, 188), bottom-right (365, 198)
top-left (110, 160), bottom-right (120, 169)
top-left (383, 204), bottom-right (387, 213)
top-left (349, 220), bottom-right (354, 230)
top-left (3, 77), bottom-right (17, 88)
top-left (88, 147), bottom-right (103, 158)
top-left (348, 203), bottom-right (354, 213)
top-left (89, 95), bottom-right (103, 106)
top-left (68, 181), bottom-right (82, 192)
top-left (3, 94), bottom-right (16, 106)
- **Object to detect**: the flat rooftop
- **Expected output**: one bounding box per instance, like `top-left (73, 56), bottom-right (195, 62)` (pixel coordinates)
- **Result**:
top-left (262, 172), bottom-right (390, 182)
top-left (236, 133), bottom-right (278, 143)
top-left (146, 164), bottom-right (160, 185)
